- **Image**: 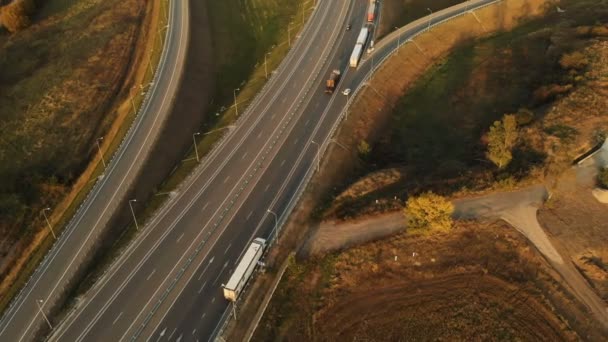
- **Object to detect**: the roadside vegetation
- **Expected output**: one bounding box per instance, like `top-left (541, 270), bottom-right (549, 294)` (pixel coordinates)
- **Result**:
top-left (377, 0), bottom-right (464, 38)
top-left (599, 168), bottom-right (608, 189)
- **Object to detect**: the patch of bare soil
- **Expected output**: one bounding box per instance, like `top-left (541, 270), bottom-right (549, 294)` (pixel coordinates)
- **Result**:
top-left (255, 220), bottom-right (608, 340)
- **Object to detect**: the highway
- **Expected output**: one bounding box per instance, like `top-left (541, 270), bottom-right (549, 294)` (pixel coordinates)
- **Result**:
top-left (0, 1), bottom-right (190, 341)
top-left (0, 0), bottom-right (499, 341)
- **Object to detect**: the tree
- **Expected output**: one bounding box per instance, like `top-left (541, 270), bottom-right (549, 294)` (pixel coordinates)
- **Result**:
top-left (404, 192), bottom-right (454, 233)
top-left (599, 168), bottom-right (608, 189)
top-left (357, 139), bottom-right (371, 158)
top-left (1, 0), bottom-right (36, 33)
top-left (486, 114), bottom-right (518, 169)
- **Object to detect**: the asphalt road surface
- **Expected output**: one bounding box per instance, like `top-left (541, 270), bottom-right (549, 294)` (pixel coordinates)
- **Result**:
top-left (0, 1), bottom-right (189, 341)
top-left (0, 0), bottom-right (499, 341)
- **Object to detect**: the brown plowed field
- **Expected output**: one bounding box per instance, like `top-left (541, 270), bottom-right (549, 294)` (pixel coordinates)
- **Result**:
top-left (317, 275), bottom-right (568, 341)
top-left (254, 220), bottom-right (605, 341)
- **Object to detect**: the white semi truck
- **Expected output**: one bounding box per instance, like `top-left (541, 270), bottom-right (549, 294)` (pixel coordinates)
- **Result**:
top-left (222, 238), bottom-right (266, 302)
top-left (350, 43), bottom-right (363, 68)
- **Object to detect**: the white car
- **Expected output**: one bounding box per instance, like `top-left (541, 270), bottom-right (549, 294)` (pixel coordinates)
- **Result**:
top-left (342, 88), bottom-right (351, 95)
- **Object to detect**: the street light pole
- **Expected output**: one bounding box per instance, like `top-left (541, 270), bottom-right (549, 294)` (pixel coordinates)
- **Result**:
top-left (395, 26), bottom-right (400, 47)
top-left (311, 140), bottom-right (320, 172)
top-left (96, 137), bottom-right (106, 168)
top-left (128, 199), bottom-right (139, 230)
top-left (288, 24), bottom-right (292, 46)
top-left (36, 299), bottom-right (53, 330)
top-left (41, 208), bottom-right (56, 240)
top-left (233, 88), bottom-right (240, 116)
top-left (192, 132), bottom-right (201, 162)
top-left (427, 8), bottom-right (433, 31)
top-left (267, 209), bottom-right (278, 242)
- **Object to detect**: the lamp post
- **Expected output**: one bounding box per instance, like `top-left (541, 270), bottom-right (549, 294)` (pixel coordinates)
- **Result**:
top-left (426, 8), bottom-right (433, 31)
top-left (311, 140), bottom-right (320, 172)
top-left (395, 26), bottom-right (400, 47)
top-left (267, 209), bottom-right (278, 242)
top-left (264, 52), bottom-right (272, 79)
top-left (192, 132), bottom-right (201, 162)
top-left (128, 199), bottom-right (139, 230)
top-left (41, 208), bottom-right (56, 240)
top-left (36, 299), bottom-right (53, 330)
top-left (233, 88), bottom-right (240, 116)
top-left (288, 23), bottom-right (292, 46)
top-left (96, 137), bottom-right (106, 168)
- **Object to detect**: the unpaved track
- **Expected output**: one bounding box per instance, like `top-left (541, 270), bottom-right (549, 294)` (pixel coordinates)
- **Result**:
top-left (307, 185), bottom-right (608, 329)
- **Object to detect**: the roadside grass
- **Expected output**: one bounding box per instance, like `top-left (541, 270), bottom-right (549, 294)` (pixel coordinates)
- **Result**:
top-left (377, 0), bottom-right (465, 39)
top-left (326, 0), bottom-right (608, 219)
top-left (0, 0), bottom-right (165, 314)
top-left (67, 0), bottom-right (315, 304)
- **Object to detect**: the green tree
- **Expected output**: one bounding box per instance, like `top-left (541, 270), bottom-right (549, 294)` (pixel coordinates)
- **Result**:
top-left (486, 114), bottom-right (518, 169)
top-left (598, 168), bottom-right (608, 189)
top-left (404, 192), bottom-right (454, 233)
top-left (357, 139), bottom-right (371, 158)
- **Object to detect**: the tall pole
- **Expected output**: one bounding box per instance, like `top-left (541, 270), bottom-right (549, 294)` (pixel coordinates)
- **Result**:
top-left (192, 132), bottom-right (200, 162)
top-left (36, 299), bottom-right (53, 330)
top-left (267, 209), bottom-right (278, 242)
top-left (96, 137), bottom-right (106, 168)
top-left (264, 53), bottom-right (268, 79)
top-left (311, 140), bottom-right (320, 172)
top-left (129, 199), bottom-right (139, 230)
top-left (233, 88), bottom-right (240, 116)
top-left (427, 8), bottom-right (433, 31)
top-left (288, 24), bottom-right (292, 47)
top-left (131, 97), bottom-right (137, 114)
top-left (42, 208), bottom-right (56, 240)
top-left (395, 27), bottom-right (400, 47)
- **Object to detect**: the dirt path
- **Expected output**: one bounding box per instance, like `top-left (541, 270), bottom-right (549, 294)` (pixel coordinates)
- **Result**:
top-left (306, 184), bottom-right (608, 328)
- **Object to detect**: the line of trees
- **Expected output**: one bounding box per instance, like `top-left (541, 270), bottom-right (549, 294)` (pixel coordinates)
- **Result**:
top-left (1, 0), bottom-right (36, 33)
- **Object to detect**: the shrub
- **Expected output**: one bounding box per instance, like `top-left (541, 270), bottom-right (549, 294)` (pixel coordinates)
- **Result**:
top-left (1, 0), bottom-right (36, 33)
top-left (543, 124), bottom-right (578, 143)
top-left (559, 51), bottom-right (588, 70)
top-left (514, 108), bottom-right (534, 126)
top-left (357, 140), bottom-right (371, 159)
top-left (404, 192), bottom-right (454, 233)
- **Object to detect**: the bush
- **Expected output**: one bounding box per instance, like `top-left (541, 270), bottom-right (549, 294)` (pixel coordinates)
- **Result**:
top-left (404, 192), bottom-right (454, 233)
top-left (559, 51), bottom-right (588, 70)
top-left (598, 168), bottom-right (608, 189)
top-left (357, 140), bottom-right (371, 159)
top-left (543, 124), bottom-right (578, 143)
top-left (1, 0), bottom-right (36, 33)
top-left (514, 108), bottom-right (534, 126)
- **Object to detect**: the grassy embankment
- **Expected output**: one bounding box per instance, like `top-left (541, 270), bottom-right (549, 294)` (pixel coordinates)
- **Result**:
top-left (0, 0), bottom-right (166, 313)
top-left (376, 0), bottom-right (464, 38)
top-left (70, 0), bottom-right (315, 297)
top-left (325, 0), bottom-right (608, 220)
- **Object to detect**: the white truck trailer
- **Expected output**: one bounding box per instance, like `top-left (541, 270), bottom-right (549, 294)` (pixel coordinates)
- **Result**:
top-left (222, 238), bottom-right (266, 302)
top-left (350, 43), bottom-right (363, 68)
top-left (356, 27), bottom-right (369, 46)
